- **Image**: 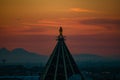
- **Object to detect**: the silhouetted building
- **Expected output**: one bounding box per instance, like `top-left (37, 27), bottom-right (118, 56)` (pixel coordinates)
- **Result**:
top-left (41, 27), bottom-right (85, 80)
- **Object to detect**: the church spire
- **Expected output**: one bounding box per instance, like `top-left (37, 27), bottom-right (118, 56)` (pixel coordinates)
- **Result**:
top-left (58, 27), bottom-right (65, 41)
top-left (59, 27), bottom-right (63, 36)
top-left (40, 27), bottom-right (85, 80)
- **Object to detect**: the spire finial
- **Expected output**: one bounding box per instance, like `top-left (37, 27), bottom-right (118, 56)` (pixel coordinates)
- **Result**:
top-left (59, 27), bottom-right (63, 35)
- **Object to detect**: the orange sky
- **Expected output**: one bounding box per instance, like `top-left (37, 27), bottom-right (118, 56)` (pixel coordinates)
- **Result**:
top-left (0, 0), bottom-right (120, 56)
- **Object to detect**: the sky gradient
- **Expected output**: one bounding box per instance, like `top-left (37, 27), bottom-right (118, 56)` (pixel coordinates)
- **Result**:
top-left (0, 0), bottom-right (120, 56)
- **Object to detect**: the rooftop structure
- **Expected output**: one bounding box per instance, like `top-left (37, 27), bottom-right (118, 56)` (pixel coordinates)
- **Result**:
top-left (41, 27), bottom-right (85, 80)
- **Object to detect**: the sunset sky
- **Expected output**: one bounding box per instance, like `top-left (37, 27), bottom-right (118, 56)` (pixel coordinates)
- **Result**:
top-left (0, 0), bottom-right (120, 56)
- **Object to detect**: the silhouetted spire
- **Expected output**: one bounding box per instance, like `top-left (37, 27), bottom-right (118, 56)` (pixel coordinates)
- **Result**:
top-left (58, 27), bottom-right (65, 41)
top-left (59, 27), bottom-right (63, 36)
top-left (41, 27), bottom-right (85, 80)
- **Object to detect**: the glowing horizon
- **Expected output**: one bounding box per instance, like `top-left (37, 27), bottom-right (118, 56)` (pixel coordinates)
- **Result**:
top-left (0, 0), bottom-right (120, 56)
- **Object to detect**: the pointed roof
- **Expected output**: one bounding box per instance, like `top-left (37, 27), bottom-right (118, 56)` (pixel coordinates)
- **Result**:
top-left (41, 27), bottom-right (84, 80)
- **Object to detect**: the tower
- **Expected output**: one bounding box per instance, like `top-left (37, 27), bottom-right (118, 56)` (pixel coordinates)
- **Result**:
top-left (41, 27), bottom-right (84, 80)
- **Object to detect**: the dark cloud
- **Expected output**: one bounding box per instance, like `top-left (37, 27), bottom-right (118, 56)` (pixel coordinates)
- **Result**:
top-left (80, 18), bottom-right (120, 30)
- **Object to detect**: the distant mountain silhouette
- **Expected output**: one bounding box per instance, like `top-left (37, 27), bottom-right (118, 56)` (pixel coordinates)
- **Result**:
top-left (11, 48), bottom-right (29, 54)
top-left (0, 48), bottom-right (48, 65)
top-left (73, 54), bottom-right (120, 70)
top-left (73, 54), bottom-right (103, 61)
top-left (0, 48), bottom-right (120, 69)
top-left (0, 48), bottom-right (10, 54)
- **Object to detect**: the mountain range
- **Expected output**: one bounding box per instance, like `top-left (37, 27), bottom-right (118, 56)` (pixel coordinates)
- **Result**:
top-left (0, 48), bottom-right (120, 70)
top-left (0, 48), bottom-right (48, 64)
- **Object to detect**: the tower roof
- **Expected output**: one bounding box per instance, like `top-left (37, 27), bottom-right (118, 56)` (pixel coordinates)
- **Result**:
top-left (41, 27), bottom-right (84, 80)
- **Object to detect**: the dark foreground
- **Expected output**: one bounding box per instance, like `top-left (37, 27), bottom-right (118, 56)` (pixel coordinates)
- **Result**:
top-left (0, 65), bottom-right (120, 80)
